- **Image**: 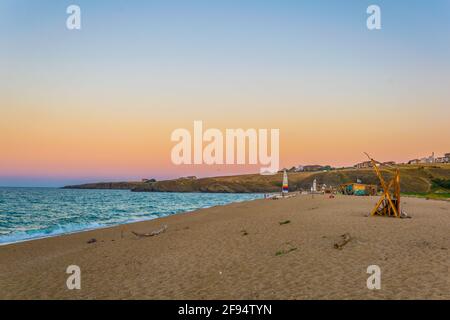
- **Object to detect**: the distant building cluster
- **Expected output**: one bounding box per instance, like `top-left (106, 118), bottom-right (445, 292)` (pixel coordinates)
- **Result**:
top-left (354, 161), bottom-right (373, 169)
top-left (277, 152), bottom-right (450, 175)
top-left (293, 165), bottom-right (332, 172)
top-left (179, 176), bottom-right (197, 180)
top-left (407, 152), bottom-right (450, 165)
top-left (354, 160), bottom-right (395, 169)
top-left (352, 152), bottom-right (450, 169)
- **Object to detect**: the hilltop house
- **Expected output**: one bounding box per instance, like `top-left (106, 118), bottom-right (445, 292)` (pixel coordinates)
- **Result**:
top-left (408, 152), bottom-right (436, 164)
top-left (407, 152), bottom-right (450, 164)
top-left (436, 154), bottom-right (450, 163)
top-left (421, 152), bottom-right (435, 163)
top-left (354, 161), bottom-right (373, 169)
top-left (408, 159), bottom-right (420, 165)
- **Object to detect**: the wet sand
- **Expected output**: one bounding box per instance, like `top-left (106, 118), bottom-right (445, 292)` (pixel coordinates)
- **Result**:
top-left (0, 195), bottom-right (448, 299)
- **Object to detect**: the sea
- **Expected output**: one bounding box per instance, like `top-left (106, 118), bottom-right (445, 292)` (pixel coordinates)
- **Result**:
top-left (0, 187), bottom-right (263, 245)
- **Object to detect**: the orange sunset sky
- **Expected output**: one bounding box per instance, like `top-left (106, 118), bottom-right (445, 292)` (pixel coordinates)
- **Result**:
top-left (1, 1), bottom-right (449, 186)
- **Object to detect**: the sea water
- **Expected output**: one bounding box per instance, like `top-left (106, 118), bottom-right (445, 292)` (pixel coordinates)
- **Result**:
top-left (0, 187), bottom-right (263, 245)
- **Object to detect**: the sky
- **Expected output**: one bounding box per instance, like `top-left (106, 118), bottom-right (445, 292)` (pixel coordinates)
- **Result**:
top-left (1, 0), bottom-right (449, 187)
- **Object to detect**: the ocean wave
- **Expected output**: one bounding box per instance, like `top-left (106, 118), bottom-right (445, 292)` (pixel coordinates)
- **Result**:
top-left (0, 188), bottom-right (262, 245)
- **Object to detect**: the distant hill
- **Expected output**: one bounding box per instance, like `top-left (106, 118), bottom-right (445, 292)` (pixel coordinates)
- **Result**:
top-left (63, 164), bottom-right (450, 195)
top-left (62, 181), bottom-right (143, 190)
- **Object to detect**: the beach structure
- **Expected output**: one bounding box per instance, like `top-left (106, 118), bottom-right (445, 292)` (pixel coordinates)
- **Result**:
top-left (311, 179), bottom-right (317, 192)
top-left (323, 185), bottom-right (336, 194)
top-left (364, 153), bottom-right (403, 218)
top-left (339, 183), bottom-right (377, 196)
top-left (282, 170), bottom-right (289, 194)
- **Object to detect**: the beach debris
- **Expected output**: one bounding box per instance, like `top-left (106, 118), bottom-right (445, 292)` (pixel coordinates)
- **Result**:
top-left (400, 210), bottom-right (412, 219)
top-left (132, 225), bottom-right (168, 238)
top-left (87, 238), bottom-right (97, 244)
top-left (270, 193), bottom-right (297, 200)
top-left (333, 233), bottom-right (352, 250)
top-left (275, 247), bottom-right (297, 256)
top-left (279, 220), bottom-right (291, 225)
top-left (275, 248), bottom-right (297, 256)
top-left (275, 241), bottom-right (297, 256)
top-left (241, 229), bottom-right (249, 236)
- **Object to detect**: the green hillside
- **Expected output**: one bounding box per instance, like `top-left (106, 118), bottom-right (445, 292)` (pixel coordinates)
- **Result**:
top-left (138, 165), bottom-right (450, 195)
top-left (64, 164), bottom-right (450, 198)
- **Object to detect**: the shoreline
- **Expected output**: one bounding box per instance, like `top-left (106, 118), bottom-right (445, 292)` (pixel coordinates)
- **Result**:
top-left (1, 194), bottom-right (449, 299)
top-left (1, 192), bottom-right (448, 248)
top-left (0, 198), bottom-right (255, 246)
top-left (0, 193), bottom-right (436, 248)
top-left (0, 194), bottom-right (263, 247)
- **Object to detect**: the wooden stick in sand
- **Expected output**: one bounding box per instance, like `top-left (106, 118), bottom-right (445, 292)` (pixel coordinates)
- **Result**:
top-left (333, 233), bottom-right (352, 250)
top-left (132, 225), bottom-right (168, 238)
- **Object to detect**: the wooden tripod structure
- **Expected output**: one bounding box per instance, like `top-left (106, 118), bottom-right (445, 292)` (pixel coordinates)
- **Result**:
top-left (364, 153), bottom-right (401, 218)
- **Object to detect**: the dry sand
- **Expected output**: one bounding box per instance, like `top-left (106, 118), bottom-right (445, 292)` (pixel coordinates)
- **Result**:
top-left (0, 195), bottom-right (448, 300)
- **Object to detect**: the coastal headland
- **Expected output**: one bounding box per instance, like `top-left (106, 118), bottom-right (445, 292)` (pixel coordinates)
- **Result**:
top-left (63, 164), bottom-right (450, 198)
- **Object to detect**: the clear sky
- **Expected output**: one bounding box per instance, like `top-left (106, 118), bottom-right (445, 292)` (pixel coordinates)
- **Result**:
top-left (1, 0), bottom-right (449, 187)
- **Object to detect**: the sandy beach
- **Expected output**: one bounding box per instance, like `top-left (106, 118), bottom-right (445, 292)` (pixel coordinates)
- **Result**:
top-left (0, 195), bottom-right (448, 300)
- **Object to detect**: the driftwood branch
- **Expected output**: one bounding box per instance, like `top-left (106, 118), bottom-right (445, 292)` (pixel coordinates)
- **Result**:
top-left (132, 225), bottom-right (168, 238)
top-left (334, 233), bottom-right (352, 250)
